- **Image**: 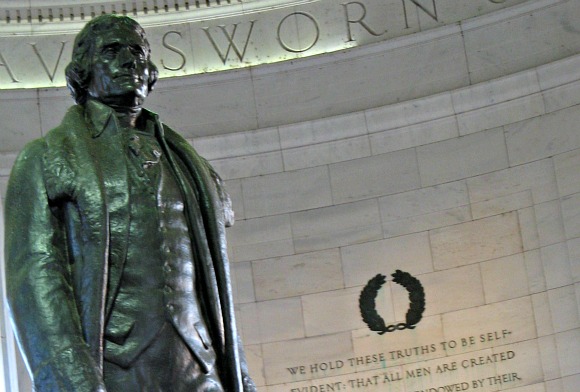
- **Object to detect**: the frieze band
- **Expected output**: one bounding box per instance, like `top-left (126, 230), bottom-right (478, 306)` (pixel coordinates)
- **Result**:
top-left (0, 0), bottom-right (522, 88)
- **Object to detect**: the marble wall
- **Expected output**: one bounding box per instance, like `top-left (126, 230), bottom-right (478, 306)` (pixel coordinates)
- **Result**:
top-left (0, 1), bottom-right (579, 391)
top-left (183, 54), bottom-right (580, 392)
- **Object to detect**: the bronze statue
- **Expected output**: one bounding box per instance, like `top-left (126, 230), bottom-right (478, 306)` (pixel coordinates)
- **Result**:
top-left (4, 14), bottom-right (256, 392)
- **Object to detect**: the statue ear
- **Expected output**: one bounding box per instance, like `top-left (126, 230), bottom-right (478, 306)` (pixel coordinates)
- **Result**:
top-left (147, 60), bottom-right (159, 93)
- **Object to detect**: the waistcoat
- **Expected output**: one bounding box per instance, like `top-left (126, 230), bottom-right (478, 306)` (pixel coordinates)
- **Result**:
top-left (103, 129), bottom-right (216, 372)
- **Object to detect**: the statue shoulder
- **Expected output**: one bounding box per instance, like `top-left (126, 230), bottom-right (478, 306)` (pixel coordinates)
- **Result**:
top-left (161, 124), bottom-right (208, 166)
top-left (11, 106), bottom-right (88, 199)
top-left (43, 105), bottom-right (86, 144)
top-left (161, 124), bottom-right (195, 151)
top-left (161, 123), bottom-right (235, 226)
top-left (10, 138), bottom-right (48, 174)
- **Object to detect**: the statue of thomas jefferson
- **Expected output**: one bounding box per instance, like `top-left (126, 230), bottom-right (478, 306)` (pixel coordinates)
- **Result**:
top-left (4, 14), bottom-right (256, 392)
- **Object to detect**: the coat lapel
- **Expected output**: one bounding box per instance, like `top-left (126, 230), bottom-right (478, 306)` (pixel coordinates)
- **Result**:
top-left (83, 101), bottom-right (132, 321)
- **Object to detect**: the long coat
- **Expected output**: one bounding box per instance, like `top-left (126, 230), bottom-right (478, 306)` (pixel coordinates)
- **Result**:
top-left (4, 100), bottom-right (251, 392)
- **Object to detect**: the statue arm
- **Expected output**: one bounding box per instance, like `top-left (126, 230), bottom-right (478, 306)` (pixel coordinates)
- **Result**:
top-left (161, 126), bottom-right (256, 390)
top-left (4, 140), bottom-right (106, 392)
top-left (195, 152), bottom-right (257, 391)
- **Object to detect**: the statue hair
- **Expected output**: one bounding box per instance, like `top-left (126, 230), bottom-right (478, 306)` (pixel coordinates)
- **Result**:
top-left (65, 14), bottom-right (159, 105)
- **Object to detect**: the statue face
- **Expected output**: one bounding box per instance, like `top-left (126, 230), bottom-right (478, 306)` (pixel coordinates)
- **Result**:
top-left (87, 26), bottom-right (150, 106)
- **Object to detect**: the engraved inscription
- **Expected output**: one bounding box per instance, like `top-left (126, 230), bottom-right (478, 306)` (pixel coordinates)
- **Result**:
top-left (342, 2), bottom-right (388, 42)
top-left (281, 329), bottom-right (526, 391)
top-left (402, 0), bottom-right (439, 29)
top-left (161, 31), bottom-right (187, 71)
top-left (30, 41), bottom-right (67, 82)
top-left (0, 0), bottom-right (521, 88)
top-left (0, 51), bottom-right (19, 83)
top-left (202, 21), bottom-right (256, 64)
top-left (277, 12), bottom-right (320, 53)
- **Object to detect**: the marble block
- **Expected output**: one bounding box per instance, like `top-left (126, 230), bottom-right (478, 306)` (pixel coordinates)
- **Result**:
top-left (237, 298), bottom-right (305, 345)
top-left (430, 213), bottom-right (522, 271)
top-left (555, 328), bottom-right (580, 377)
top-left (463, 0), bottom-right (580, 83)
top-left (282, 135), bottom-right (371, 171)
top-left (379, 181), bottom-right (469, 221)
top-left (451, 70), bottom-right (540, 114)
top-left (543, 80), bottom-right (580, 113)
top-left (441, 297), bottom-right (536, 356)
top-left (390, 264), bottom-right (484, 319)
top-left (290, 199), bottom-right (382, 254)
top-left (456, 94), bottom-right (545, 136)
top-left (467, 158), bottom-right (558, 205)
top-left (505, 104), bottom-right (580, 166)
top-left (533, 292), bottom-right (555, 337)
top-left (561, 193), bottom-right (580, 240)
top-left (192, 126), bottom-right (280, 161)
top-left (417, 128), bottom-right (509, 187)
top-left (227, 214), bottom-right (294, 262)
top-left (548, 285), bottom-right (580, 334)
top-left (210, 151), bottom-right (284, 180)
top-left (278, 112), bottom-right (367, 149)
top-left (231, 261), bottom-right (256, 304)
top-left (0, 153), bottom-right (17, 177)
top-left (541, 243), bottom-right (573, 290)
top-left (329, 149), bottom-right (420, 203)
top-left (471, 190), bottom-right (533, 220)
top-left (567, 238), bottom-right (580, 284)
top-left (365, 92), bottom-right (454, 134)
top-left (369, 115), bottom-right (459, 158)
top-left (252, 249), bottom-right (344, 301)
top-left (0, 90), bottom-right (42, 152)
top-left (302, 287), bottom-right (368, 337)
top-left (538, 335), bottom-right (561, 381)
top-left (341, 232), bottom-right (433, 288)
top-left (481, 254), bottom-right (529, 304)
top-left (261, 332), bottom-right (355, 384)
top-left (242, 166), bottom-right (332, 218)
top-left (554, 149), bottom-right (580, 198)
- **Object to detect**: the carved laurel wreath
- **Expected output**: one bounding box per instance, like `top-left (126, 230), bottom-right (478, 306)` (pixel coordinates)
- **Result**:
top-left (359, 270), bottom-right (425, 334)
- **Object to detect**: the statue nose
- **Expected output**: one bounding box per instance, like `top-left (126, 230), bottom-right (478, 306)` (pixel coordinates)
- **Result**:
top-left (119, 47), bottom-right (136, 68)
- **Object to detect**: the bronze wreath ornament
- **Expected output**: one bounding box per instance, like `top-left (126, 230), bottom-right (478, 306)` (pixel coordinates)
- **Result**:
top-left (359, 270), bottom-right (425, 334)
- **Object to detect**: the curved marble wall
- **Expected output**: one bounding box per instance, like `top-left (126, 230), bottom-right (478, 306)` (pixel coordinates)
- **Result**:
top-left (194, 53), bottom-right (580, 392)
top-left (1, 0), bottom-right (579, 391)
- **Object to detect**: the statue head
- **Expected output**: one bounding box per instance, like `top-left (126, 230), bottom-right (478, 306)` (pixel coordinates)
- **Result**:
top-left (65, 14), bottom-right (159, 106)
